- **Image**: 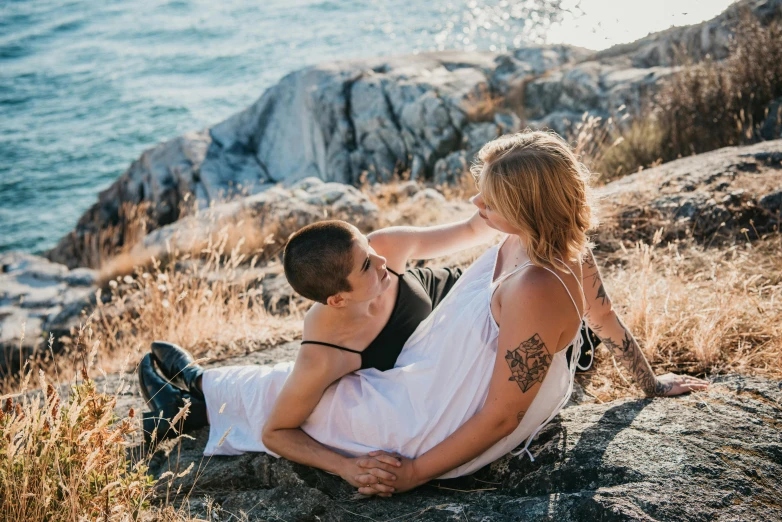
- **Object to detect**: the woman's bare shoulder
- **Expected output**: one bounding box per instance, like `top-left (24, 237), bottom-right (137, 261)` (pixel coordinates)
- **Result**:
top-left (498, 266), bottom-right (582, 324)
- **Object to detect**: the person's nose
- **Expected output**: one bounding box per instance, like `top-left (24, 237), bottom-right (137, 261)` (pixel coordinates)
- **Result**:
top-left (372, 253), bottom-right (387, 269)
top-left (470, 193), bottom-right (485, 210)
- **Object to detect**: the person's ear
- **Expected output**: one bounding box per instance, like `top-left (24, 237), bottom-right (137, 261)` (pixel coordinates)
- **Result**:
top-left (326, 293), bottom-right (346, 308)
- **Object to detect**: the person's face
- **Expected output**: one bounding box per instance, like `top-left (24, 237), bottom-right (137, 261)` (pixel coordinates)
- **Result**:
top-left (329, 231), bottom-right (392, 307)
top-left (470, 191), bottom-right (518, 235)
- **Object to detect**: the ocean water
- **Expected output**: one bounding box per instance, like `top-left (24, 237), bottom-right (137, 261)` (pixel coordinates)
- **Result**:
top-left (0, 0), bottom-right (734, 255)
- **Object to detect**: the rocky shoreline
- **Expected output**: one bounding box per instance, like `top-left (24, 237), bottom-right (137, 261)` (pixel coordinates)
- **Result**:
top-left (44, 0), bottom-right (782, 269)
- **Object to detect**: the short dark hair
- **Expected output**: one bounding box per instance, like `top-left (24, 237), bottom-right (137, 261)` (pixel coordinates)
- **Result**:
top-left (283, 220), bottom-right (356, 304)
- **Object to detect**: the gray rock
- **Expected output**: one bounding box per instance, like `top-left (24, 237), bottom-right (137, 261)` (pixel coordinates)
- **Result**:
top-left (434, 151), bottom-right (470, 186)
top-left (494, 111), bottom-right (523, 135)
top-left (411, 188), bottom-right (447, 204)
top-left (261, 273), bottom-right (304, 313)
top-left (138, 178), bottom-right (379, 257)
top-left (394, 180), bottom-right (422, 198)
top-left (462, 122), bottom-right (499, 157)
top-left (599, 139), bottom-right (782, 247)
top-left (759, 191), bottom-right (782, 214)
top-left (0, 252), bottom-right (98, 372)
top-left (528, 110), bottom-right (587, 136)
top-left (761, 98), bottom-right (782, 140)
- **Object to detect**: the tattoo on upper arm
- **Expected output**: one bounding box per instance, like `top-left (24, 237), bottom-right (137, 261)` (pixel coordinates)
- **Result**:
top-left (505, 334), bottom-right (552, 393)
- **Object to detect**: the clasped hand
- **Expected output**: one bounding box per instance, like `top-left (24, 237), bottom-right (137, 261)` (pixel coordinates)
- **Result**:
top-left (343, 451), bottom-right (419, 497)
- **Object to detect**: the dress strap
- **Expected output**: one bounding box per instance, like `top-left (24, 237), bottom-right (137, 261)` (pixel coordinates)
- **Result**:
top-left (492, 261), bottom-right (534, 287)
top-left (554, 259), bottom-right (586, 311)
top-left (300, 341), bottom-right (362, 354)
top-left (387, 268), bottom-right (400, 277)
top-left (536, 265), bottom-right (583, 321)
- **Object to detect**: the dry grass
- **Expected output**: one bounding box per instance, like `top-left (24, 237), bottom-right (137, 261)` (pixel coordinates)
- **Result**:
top-left (0, 324), bottom-right (154, 521)
top-left (96, 211), bottom-right (279, 287)
top-left (571, 112), bottom-right (667, 183)
top-left (580, 234), bottom-right (782, 401)
top-left (0, 321), bottom-right (240, 521)
top-left (91, 230), bottom-right (302, 376)
top-left (658, 12), bottom-right (782, 157)
top-left (1, 225), bottom-right (302, 396)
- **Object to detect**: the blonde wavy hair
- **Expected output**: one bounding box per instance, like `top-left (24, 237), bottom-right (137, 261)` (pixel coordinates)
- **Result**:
top-left (471, 130), bottom-right (597, 271)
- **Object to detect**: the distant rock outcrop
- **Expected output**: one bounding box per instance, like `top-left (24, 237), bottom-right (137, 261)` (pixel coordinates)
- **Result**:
top-left (47, 0), bottom-right (782, 268)
top-left (596, 140), bottom-right (782, 247)
top-left (136, 177), bottom-right (380, 257)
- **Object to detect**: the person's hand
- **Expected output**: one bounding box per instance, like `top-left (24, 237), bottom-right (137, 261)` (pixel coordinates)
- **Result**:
top-left (653, 373), bottom-right (709, 396)
top-left (355, 451), bottom-right (423, 496)
top-left (339, 454), bottom-right (401, 496)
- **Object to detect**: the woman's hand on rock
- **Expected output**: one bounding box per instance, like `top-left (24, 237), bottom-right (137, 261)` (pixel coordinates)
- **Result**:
top-left (340, 454), bottom-right (401, 496)
top-left (653, 373), bottom-right (709, 396)
top-left (355, 451), bottom-right (422, 496)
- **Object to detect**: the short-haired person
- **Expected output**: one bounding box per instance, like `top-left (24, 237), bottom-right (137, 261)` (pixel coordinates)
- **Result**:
top-left (140, 131), bottom-right (708, 496)
top-left (141, 212), bottom-right (498, 486)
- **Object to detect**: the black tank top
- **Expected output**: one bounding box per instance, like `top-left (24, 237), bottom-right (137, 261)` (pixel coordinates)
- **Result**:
top-left (301, 266), bottom-right (462, 371)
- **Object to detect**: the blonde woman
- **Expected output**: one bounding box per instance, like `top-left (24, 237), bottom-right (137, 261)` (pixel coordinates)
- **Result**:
top-left (172, 131), bottom-right (708, 495)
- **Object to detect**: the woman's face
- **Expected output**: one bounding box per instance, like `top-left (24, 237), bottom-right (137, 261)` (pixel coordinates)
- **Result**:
top-left (341, 234), bottom-right (392, 304)
top-left (471, 192), bottom-right (519, 235)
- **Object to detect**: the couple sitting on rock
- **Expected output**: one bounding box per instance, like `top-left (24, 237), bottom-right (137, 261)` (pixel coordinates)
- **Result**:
top-left (137, 131), bottom-right (708, 495)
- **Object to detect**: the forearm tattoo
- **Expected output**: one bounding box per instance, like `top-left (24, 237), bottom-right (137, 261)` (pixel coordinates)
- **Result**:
top-left (582, 252), bottom-right (671, 397)
top-left (506, 334), bottom-right (552, 393)
top-left (583, 252), bottom-right (601, 289)
top-left (602, 328), bottom-right (673, 396)
top-left (596, 283), bottom-right (608, 305)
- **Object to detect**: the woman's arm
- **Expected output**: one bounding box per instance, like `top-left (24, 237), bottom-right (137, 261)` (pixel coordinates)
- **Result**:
top-left (581, 251), bottom-right (709, 396)
top-left (355, 269), bottom-right (572, 493)
top-left (368, 211), bottom-right (496, 271)
top-left (261, 347), bottom-right (401, 492)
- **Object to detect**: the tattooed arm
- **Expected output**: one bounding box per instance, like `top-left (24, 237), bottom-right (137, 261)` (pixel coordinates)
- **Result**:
top-left (581, 251), bottom-right (708, 397)
top-left (354, 267), bottom-right (576, 493)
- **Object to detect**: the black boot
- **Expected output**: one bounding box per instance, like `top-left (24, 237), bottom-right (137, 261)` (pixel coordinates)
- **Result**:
top-left (149, 341), bottom-right (204, 400)
top-left (138, 353), bottom-right (207, 444)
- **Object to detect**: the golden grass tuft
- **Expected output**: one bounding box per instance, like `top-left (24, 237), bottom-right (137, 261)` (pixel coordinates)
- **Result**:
top-left (462, 83), bottom-right (505, 123)
top-left (0, 325), bottom-right (154, 521)
top-left (580, 234), bottom-right (782, 401)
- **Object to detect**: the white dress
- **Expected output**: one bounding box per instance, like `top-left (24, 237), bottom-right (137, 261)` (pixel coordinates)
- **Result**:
top-left (202, 238), bottom-right (587, 478)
